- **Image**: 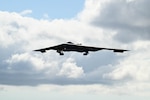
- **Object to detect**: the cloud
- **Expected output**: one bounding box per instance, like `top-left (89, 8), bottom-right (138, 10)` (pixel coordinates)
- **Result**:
top-left (79, 0), bottom-right (150, 43)
top-left (20, 10), bottom-right (32, 16)
top-left (0, 0), bottom-right (150, 95)
top-left (58, 58), bottom-right (84, 78)
top-left (105, 42), bottom-right (150, 82)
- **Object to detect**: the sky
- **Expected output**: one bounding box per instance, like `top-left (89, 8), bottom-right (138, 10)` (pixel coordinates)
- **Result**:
top-left (0, 0), bottom-right (85, 19)
top-left (0, 0), bottom-right (150, 100)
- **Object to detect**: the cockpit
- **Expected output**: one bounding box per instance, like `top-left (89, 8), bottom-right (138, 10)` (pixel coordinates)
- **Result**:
top-left (67, 42), bottom-right (74, 44)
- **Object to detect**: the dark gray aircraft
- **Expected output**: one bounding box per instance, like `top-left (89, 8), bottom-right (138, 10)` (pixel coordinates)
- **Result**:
top-left (34, 42), bottom-right (129, 55)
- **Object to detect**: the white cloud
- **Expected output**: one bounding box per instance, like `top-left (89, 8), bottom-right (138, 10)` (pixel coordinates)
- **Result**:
top-left (78, 0), bottom-right (106, 23)
top-left (6, 53), bottom-right (48, 71)
top-left (105, 41), bottom-right (150, 82)
top-left (20, 10), bottom-right (32, 16)
top-left (58, 58), bottom-right (84, 78)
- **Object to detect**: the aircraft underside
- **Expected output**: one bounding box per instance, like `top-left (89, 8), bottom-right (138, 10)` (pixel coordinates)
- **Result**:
top-left (56, 49), bottom-right (89, 55)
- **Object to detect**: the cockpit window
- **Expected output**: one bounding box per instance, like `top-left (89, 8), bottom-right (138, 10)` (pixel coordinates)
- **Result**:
top-left (67, 42), bottom-right (73, 44)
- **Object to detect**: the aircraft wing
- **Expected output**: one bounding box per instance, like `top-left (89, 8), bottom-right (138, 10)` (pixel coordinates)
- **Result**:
top-left (34, 46), bottom-right (56, 53)
top-left (33, 44), bottom-right (66, 53)
top-left (81, 46), bottom-right (129, 53)
top-left (34, 48), bottom-right (49, 53)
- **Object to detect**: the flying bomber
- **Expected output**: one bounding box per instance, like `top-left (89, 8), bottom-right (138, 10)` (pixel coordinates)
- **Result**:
top-left (34, 42), bottom-right (129, 55)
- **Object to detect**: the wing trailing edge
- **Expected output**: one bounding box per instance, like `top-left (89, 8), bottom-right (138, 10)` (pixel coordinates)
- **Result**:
top-left (34, 49), bottom-right (46, 53)
top-left (113, 49), bottom-right (129, 53)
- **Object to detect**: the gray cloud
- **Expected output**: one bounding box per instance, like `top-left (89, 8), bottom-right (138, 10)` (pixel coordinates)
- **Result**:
top-left (0, 51), bottom-right (120, 86)
top-left (76, 51), bottom-right (121, 72)
top-left (91, 0), bottom-right (150, 43)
